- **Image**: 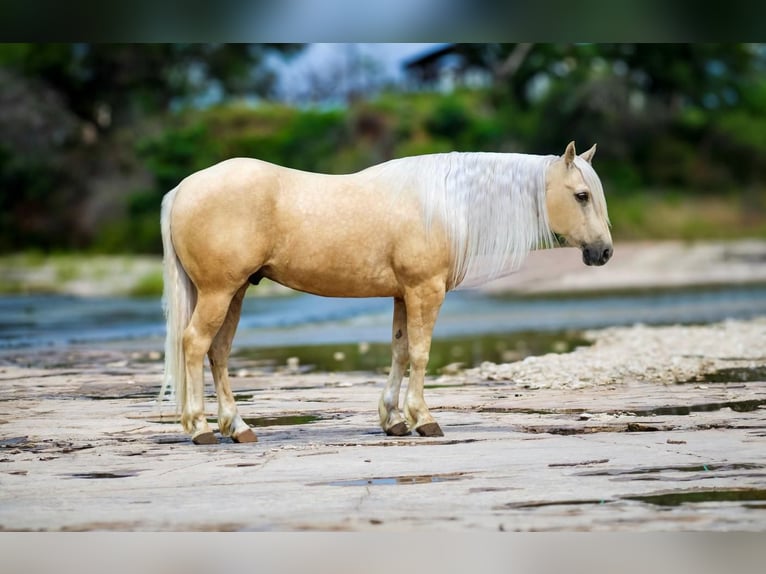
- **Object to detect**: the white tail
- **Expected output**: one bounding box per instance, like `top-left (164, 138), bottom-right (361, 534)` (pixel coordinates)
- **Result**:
top-left (159, 186), bottom-right (196, 409)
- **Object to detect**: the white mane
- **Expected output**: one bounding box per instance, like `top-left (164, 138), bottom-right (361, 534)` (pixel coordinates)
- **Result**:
top-left (377, 152), bottom-right (559, 289)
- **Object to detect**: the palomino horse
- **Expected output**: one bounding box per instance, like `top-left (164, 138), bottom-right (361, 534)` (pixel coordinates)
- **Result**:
top-left (160, 141), bottom-right (612, 444)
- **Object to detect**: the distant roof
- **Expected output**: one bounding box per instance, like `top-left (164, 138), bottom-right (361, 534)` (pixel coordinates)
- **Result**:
top-left (403, 43), bottom-right (455, 70)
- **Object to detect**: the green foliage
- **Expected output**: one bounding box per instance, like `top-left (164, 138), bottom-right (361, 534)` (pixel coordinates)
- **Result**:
top-left (606, 189), bottom-right (766, 241)
top-left (0, 44), bottom-right (304, 126)
top-left (3, 43), bottom-right (766, 254)
top-left (0, 145), bottom-right (78, 252)
top-left (108, 104), bottom-right (350, 252)
top-left (234, 107), bottom-right (347, 172)
top-left (425, 97), bottom-right (470, 141)
top-left (139, 123), bottom-right (218, 191)
top-left (129, 270), bottom-right (164, 297)
top-left (91, 211), bottom-right (161, 254)
top-left (139, 104), bottom-right (347, 180)
top-left (119, 85), bottom-right (766, 252)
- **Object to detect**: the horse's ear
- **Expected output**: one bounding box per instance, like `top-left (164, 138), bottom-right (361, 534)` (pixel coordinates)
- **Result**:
top-left (564, 141), bottom-right (576, 167)
top-left (580, 143), bottom-right (597, 164)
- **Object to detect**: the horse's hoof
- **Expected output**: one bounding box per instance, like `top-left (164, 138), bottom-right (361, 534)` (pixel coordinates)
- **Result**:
top-left (192, 431), bottom-right (219, 445)
top-left (232, 428), bottom-right (258, 443)
top-left (415, 422), bottom-right (444, 437)
top-left (385, 421), bottom-right (411, 436)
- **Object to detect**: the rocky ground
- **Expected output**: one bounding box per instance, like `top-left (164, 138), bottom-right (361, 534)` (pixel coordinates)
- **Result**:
top-left (1, 316), bottom-right (765, 531)
top-left (1, 239), bottom-right (765, 531)
top-left (457, 318), bottom-right (766, 390)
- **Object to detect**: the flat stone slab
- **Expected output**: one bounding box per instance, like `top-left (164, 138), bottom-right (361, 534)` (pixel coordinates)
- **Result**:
top-left (1, 318), bottom-right (765, 531)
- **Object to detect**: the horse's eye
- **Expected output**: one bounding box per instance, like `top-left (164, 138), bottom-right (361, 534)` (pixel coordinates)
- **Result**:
top-left (575, 191), bottom-right (589, 203)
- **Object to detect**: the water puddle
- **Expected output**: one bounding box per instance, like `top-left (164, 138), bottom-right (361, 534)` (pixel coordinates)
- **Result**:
top-left (145, 414), bottom-right (321, 427)
top-left (521, 425), bottom-right (618, 436)
top-left (502, 488), bottom-right (766, 509)
top-left (576, 462), bottom-right (764, 478)
top-left (241, 414), bottom-right (320, 427)
top-left (678, 366), bottom-right (766, 384)
top-left (628, 399), bottom-right (766, 416)
top-left (480, 406), bottom-right (586, 415)
top-left (1, 437), bottom-right (94, 454)
top-left (0, 436), bottom-right (28, 448)
top-left (67, 470), bottom-right (141, 479)
top-left (625, 488), bottom-right (766, 506)
top-left (153, 436), bottom-right (187, 444)
top-left (316, 471), bottom-right (471, 487)
top-left (501, 498), bottom-right (610, 509)
top-left (84, 391), bottom-right (158, 401)
top-left (548, 458), bottom-right (610, 468)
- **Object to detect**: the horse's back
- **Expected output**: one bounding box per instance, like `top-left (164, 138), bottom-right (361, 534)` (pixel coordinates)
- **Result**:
top-left (168, 156), bottom-right (450, 297)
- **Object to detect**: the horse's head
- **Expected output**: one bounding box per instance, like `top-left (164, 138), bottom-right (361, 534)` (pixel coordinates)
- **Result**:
top-left (545, 141), bottom-right (613, 266)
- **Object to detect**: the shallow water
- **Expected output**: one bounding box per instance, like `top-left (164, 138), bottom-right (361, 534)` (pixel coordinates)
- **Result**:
top-left (625, 489), bottom-right (766, 507)
top-left (317, 472), bottom-right (470, 487)
top-left (1, 285), bottom-right (765, 362)
top-left (234, 330), bottom-right (589, 374)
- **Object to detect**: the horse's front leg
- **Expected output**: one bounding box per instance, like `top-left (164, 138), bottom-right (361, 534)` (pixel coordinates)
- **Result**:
top-left (378, 297), bottom-right (410, 436)
top-left (402, 280), bottom-right (446, 437)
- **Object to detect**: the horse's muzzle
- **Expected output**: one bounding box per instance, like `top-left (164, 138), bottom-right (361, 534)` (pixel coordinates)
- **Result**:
top-left (582, 243), bottom-right (613, 266)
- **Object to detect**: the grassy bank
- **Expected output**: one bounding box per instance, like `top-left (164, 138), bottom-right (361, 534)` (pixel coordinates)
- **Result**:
top-left (607, 190), bottom-right (766, 241)
top-left (0, 253), bottom-right (291, 297)
top-left (0, 253), bottom-right (164, 296)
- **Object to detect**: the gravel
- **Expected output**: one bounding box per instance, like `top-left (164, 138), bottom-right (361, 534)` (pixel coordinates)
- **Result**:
top-left (443, 317), bottom-right (766, 390)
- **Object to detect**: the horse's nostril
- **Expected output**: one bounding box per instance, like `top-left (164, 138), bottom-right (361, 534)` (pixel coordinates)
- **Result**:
top-left (601, 247), bottom-right (613, 263)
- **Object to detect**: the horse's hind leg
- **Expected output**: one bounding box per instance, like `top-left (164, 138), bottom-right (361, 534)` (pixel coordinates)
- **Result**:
top-left (403, 281), bottom-right (446, 437)
top-left (208, 283), bottom-right (257, 443)
top-left (378, 297), bottom-right (410, 436)
top-left (182, 289), bottom-right (235, 444)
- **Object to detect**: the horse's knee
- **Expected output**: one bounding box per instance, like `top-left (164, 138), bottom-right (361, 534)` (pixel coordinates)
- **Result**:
top-left (408, 348), bottom-right (429, 372)
top-left (389, 342), bottom-right (408, 378)
top-left (182, 328), bottom-right (206, 362)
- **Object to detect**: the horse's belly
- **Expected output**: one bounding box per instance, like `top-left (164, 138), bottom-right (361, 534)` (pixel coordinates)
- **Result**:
top-left (265, 253), bottom-right (401, 298)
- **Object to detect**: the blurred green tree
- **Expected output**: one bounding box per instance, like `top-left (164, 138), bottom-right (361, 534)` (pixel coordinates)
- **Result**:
top-left (452, 43), bottom-right (757, 111)
top-left (0, 43), bottom-right (303, 129)
top-left (0, 43), bottom-right (304, 252)
top-left (2, 43), bottom-right (765, 254)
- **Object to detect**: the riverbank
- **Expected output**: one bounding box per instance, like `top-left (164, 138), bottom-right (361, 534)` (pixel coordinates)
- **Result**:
top-left (480, 239), bottom-right (766, 295)
top-left (1, 316), bottom-right (765, 531)
top-left (2, 239), bottom-right (766, 297)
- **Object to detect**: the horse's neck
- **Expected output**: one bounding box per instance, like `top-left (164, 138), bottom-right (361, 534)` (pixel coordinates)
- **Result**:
top-left (436, 153), bottom-right (556, 288)
top-left (364, 152), bottom-right (556, 288)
